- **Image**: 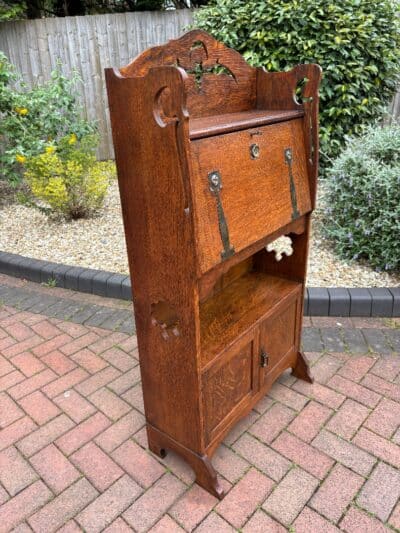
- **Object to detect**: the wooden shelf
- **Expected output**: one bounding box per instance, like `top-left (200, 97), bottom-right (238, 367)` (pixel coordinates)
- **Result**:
top-left (200, 272), bottom-right (301, 368)
top-left (189, 109), bottom-right (304, 139)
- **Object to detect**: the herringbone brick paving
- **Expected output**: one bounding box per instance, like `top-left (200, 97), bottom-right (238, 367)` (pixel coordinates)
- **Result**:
top-left (0, 275), bottom-right (400, 532)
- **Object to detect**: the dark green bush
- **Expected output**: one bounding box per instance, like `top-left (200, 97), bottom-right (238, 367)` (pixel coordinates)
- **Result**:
top-left (194, 0), bottom-right (400, 170)
top-left (323, 125), bottom-right (400, 272)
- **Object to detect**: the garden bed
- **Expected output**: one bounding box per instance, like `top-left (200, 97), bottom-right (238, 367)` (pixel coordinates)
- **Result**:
top-left (1, 180), bottom-right (399, 288)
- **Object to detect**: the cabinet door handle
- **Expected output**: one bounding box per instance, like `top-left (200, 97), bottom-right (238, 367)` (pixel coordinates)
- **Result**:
top-left (260, 350), bottom-right (269, 368)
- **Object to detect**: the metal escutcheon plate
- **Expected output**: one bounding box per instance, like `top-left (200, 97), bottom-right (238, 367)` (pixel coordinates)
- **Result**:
top-left (250, 143), bottom-right (260, 159)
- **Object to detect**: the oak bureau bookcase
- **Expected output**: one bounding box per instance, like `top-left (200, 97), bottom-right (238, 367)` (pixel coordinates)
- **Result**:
top-left (105, 30), bottom-right (322, 499)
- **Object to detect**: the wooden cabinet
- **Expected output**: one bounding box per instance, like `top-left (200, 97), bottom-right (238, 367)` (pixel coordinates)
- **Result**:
top-left (105, 29), bottom-right (321, 499)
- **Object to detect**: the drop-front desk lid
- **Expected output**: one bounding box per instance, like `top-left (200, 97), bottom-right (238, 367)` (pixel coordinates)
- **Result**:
top-left (189, 110), bottom-right (311, 275)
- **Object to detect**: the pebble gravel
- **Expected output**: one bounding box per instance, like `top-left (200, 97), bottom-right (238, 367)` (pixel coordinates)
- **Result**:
top-left (1, 180), bottom-right (398, 288)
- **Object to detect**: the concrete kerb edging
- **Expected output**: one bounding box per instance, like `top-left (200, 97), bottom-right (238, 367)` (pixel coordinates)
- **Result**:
top-left (0, 251), bottom-right (398, 317)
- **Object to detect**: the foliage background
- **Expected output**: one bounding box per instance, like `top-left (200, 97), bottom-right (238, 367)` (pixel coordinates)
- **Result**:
top-left (323, 125), bottom-right (400, 272)
top-left (0, 0), bottom-right (210, 19)
top-left (0, 52), bottom-right (96, 184)
top-left (195, 0), bottom-right (400, 171)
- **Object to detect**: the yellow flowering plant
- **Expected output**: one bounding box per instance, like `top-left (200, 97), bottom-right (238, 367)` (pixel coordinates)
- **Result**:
top-left (0, 52), bottom-right (96, 185)
top-left (23, 134), bottom-right (115, 219)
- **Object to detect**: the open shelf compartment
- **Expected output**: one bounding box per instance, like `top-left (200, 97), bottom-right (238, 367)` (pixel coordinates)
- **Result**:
top-left (200, 269), bottom-right (302, 369)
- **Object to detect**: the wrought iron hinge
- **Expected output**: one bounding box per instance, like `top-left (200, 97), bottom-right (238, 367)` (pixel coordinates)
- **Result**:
top-left (260, 350), bottom-right (269, 368)
top-left (284, 148), bottom-right (300, 220)
top-left (208, 171), bottom-right (235, 261)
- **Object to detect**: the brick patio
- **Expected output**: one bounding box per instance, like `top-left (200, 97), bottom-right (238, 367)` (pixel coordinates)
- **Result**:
top-left (0, 275), bottom-right (400, 532)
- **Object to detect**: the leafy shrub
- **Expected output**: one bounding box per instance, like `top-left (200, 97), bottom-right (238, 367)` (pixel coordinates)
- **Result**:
top-left (0, 52), bottom-right (96, 184)
top-left (323, 125), bottom-right (400, 272)
top-left (22, 134), bottom-right (115, 219)
top-left (194, 0), bottom-right (400, 170)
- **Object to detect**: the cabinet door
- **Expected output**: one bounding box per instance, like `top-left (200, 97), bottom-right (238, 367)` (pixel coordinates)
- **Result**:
top-left (259, 294), bottom-right (300, 389)
top-left (202, 331), bottom-right (258, 445)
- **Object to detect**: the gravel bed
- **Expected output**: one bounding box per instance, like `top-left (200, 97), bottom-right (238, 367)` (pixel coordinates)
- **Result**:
top-left (1, 179), bottom-right (399, 288)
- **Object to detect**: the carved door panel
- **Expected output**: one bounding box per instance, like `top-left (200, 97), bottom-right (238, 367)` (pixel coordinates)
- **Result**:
top-left (202, 330), bottom-right (258, 445)
top-left (258, 294), bottom-right (300, 389)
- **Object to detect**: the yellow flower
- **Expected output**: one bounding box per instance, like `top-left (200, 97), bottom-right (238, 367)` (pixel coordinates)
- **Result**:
top-left (68, 133), bottom-right (77, 145)
top-left (45, 145), bottom-right (56, 154)
top-left (15, 107), bottom-right (28, 116)
top-left (16, 154), bottom-right (26, 164)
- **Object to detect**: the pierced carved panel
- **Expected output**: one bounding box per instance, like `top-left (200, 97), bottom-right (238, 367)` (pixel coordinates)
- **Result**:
top-left (120, 29), bottom-right (256, 117)
top-left (266, 235), bottom-right (294, 262)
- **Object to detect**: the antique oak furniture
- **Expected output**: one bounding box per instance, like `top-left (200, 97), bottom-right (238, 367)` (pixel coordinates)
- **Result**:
top-left (105, 30), bottom-right (321, 499)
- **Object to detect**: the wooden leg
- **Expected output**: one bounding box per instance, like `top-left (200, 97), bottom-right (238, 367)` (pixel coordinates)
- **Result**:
top-left (292, 351), bottom-right (313, 383)
top-left (146, 423), bottom-right (225, 499)
top-left (191, 454), bottom-right (224, 500)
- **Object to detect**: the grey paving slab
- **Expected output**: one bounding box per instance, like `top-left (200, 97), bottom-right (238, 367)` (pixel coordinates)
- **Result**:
top-left (69, 304), bottom-right (100, 324)
top-left (301, 328), bottom-right (324, 352)
top-left (362, 328), bottom-right (393, 354)
top-left (384, 329), bottom-right (400, 352)
top-left (118, 317), bottom-right (135, 335)
top-left (22, 294), bottom-right (60, 314)
top-left (98, 309), bottom-right (131, 330)
top-left (0, 285), bottom-right (14, 299)
top-left (47, 301), bottom-right (87, 321)
top-left (6, 287), bottom-right (37, 307)
top-left (14, 293), bottom-right (49, 311)
top-left (320, 327), bottom-right (346, 352)
top-left (84, 307), bottom-right (120, 327)
top-left (342, 328), bottom-right (369, 353)
top-left (44, 298), bottom-right (76, 318)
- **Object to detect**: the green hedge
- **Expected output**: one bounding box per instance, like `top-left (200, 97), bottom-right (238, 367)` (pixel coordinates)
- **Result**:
top-left (323, 125), bottom-right (400, 272)
top-left (194, 0), bottom-right (400, 171)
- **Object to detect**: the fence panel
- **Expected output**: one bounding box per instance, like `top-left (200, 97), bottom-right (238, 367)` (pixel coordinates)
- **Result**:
top-left (0, 10), bottom-right (194, 159)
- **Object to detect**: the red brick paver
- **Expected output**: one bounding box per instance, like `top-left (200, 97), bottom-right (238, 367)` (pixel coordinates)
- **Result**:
top-left (0, 293), bottom-right (399, 532)
top-left (309, 464), bottom-right (364, 522)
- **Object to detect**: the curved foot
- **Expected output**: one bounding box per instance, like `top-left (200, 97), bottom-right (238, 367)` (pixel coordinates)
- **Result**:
top-left (146, 423), bottom-right (225, 499)
top-left (292, 351), bottom-right (313, 383)
top-left (192, 454), bottom-right (224, 500)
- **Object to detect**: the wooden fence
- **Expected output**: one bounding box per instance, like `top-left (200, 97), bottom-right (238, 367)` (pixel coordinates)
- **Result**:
top-left (0, 10), bottom-right (399, 158)
top-left (0, 10), bottom-right (194, 159)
